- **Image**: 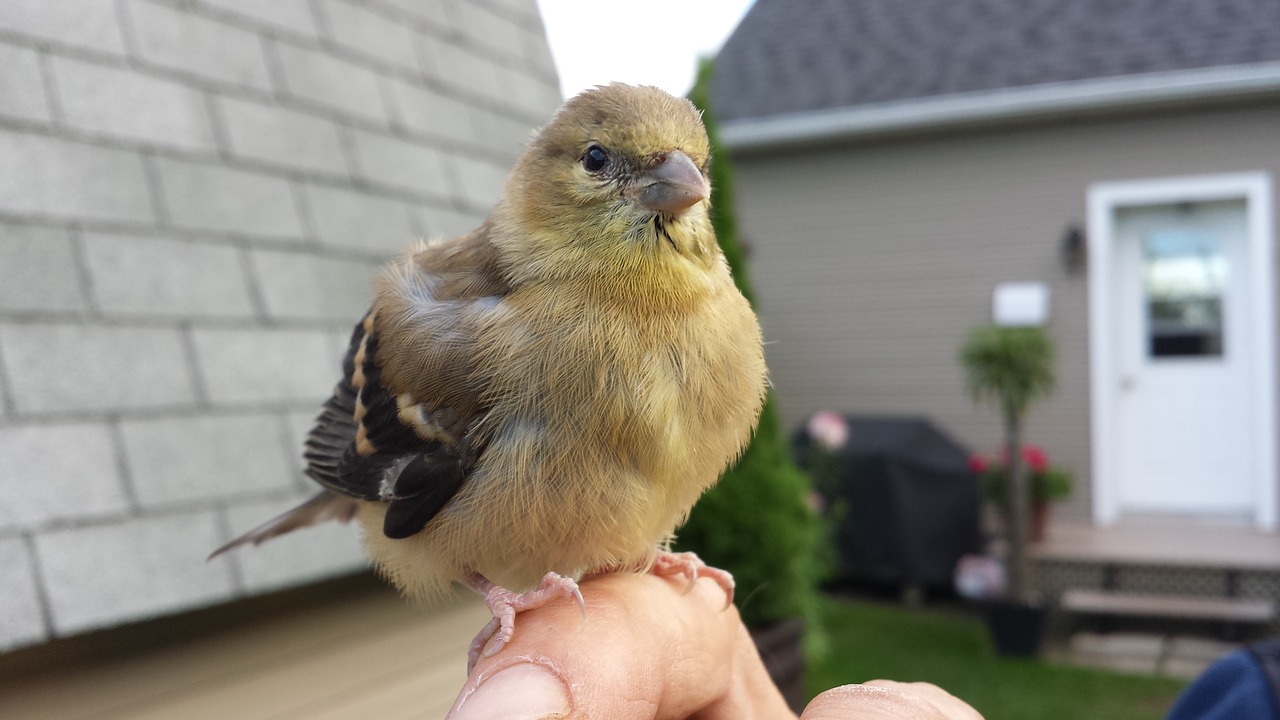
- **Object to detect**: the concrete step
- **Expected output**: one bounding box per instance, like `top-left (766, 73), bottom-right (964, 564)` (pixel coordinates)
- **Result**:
top-left (1049, 631), bottom-right (1241, 679)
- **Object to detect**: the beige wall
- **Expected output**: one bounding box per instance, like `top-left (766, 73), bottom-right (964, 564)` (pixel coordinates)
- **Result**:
top-left (729, 100), bottom-right (1280, 521)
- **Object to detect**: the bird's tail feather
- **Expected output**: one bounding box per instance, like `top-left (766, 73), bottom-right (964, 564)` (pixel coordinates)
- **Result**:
top-left (207, 490), bottom-right (358, 560)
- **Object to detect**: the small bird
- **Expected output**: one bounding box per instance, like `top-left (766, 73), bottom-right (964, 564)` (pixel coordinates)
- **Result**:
top-left (211, 83), bottom-right (767, 666)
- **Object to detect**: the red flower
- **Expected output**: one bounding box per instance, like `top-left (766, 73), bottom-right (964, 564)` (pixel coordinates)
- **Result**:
top-left (1022, 445), bottom-right (1049, 473)
top-left (967, 454), bottom-right (989, 473)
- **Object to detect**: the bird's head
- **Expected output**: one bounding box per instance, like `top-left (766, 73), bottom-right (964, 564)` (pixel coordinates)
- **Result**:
top-left (493, 83), bottom-right (719, 296)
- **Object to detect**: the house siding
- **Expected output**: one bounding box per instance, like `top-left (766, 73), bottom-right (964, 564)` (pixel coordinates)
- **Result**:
top-left (0, 0), bottom-right (560, 652)
top-left (729, 100), bottom-right (1280, 523)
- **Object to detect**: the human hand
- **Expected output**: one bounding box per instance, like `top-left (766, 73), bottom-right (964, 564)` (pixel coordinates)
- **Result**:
top-left (444, 572), bottom-right (983, 719)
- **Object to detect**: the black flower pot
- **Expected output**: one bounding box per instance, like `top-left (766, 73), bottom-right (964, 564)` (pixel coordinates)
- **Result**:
top-left (983, 601), bottom-right (1047, 657)
top-left (750, 617), bottom-right (806, 712)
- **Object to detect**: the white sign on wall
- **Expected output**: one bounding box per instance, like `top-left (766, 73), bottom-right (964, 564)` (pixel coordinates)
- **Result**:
top-left (993, 282), bottom-right (1050, 327)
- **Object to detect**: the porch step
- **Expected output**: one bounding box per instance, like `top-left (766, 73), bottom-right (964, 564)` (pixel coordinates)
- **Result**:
top-left (1033, 522), bottom-right (1280, 571)
top-left (1060, 589), bottom-right (1277, 624)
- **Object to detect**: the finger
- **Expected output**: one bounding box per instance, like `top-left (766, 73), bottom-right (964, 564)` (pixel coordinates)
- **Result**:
top-left (690, 616), bottom-right (798, 720)
top-left (801, 683), bottom-right (984, 720)
top-left (445, 572), bottom-right (792, 720)
top-left (862, 681), bottom-right (983, 720)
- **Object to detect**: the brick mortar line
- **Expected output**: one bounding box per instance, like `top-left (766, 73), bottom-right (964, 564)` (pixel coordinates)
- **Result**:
top-left (362, 0), bottom-right (457, 37)
top-left (255, 32), bottom-right (287, 103)
top-left (178, 322), bottom-right (213, 407)
top-left (0, 208), bottom-right (483, 257)
top-left (11, 10), bottom-right (562, 110)
top-left (0, 186), bottom-right (482, 246)
top-left (1, 488), bottom-right (311, 539)
top-left (340, 0), bottom-right (557, 78)
top-left (0, 401), bottom-right (337, 428)
top-left (441, 1), bottom-right (543, 67)
top-left (20, 533), bottom-right (57, 641)
top-left (239, 64), bottom-right (544, 165)
top-left (307, 0), bottom-right (335, 46)
top-left (65, 225), bottom-right (103, 318)
top-left (189, 0), bottom-right (323, 44)
top-left (466, 0), bottom-right (546, 32)
top-left (410, 21), bottom-right (439, 81)
top-left (324, 30), bottom-right (431, 92)
top-left (0, 406), bottom-right (188, 430)
top-left (112, 0), bottom-right (142, 57)
top-left (107, 415), bottom-right (145, 512)
top-left (276, 411), bottom-right (315, 493)
top-left (0, 213), bottom-right (424, 265)
top-left (203, 90), bottom-right (235, 160)
top-left (0, 20), bottom-right (558, 127)
top-left (0, 314), bottom-right (357, 340)
top-left (288, 180), bottom-right (323, 246)
top-left (377, 72), bottom-right (405, 132)
top-left (0, 107), bottom-right (520, 211)
top-left (469, 7), bottom-right (555, 76)
top-left (236, 247), bottom-right (274, 324)
top-left (1, 60), bottom-right (550, 178)
top-left (299, 28), bottom-right (560, 121)
top-left (0, 403), bottom-right (331, 428)
top-left (139, 152), bottom-right (173, 227)
top-left (0, 100), bottom-right (519, 183)
top-left (33, 46), bottom-right (65, 126)
top-left (334, 124), bottom-right (364, 180)
top-left (0, 331), bottom-right (17, 417)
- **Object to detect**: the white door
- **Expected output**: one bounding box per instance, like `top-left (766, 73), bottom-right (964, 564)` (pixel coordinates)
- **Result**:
top-left (1089, 174), bottom-right (1277, 529)
top-left (1111, 200), bottom-right (1254, 516)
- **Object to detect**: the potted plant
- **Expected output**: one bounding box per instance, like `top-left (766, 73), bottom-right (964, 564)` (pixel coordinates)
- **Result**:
top-left (970, 445), bottom-right (1072, 542)
top-left (675, 59), bottom-right (825, 711)
top-left (959, 324), bottom-right (1056, 656)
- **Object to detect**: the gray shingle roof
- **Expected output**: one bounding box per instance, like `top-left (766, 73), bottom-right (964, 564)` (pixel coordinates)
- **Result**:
top-left (711, 0), bottom-right (1280, 123)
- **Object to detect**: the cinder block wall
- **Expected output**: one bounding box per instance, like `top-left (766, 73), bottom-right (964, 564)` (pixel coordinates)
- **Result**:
top-left (0, 0), bottom-right (561, 651)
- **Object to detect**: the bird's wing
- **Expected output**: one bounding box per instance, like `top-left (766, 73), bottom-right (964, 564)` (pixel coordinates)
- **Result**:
top-left (304, 230), bottom-right (509, 540)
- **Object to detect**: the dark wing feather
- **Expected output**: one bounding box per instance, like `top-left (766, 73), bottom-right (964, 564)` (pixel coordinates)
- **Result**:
top-left (303, 310), bottom-right (477, 539)
top-left (303, 314), bottom-right (376, 497)
top-left (209, 233), bottom-right (507, 559)
top-left (381, 452), bottom-right (468, 539)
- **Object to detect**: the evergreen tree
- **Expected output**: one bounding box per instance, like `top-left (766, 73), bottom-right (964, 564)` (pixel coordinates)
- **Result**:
top-left (676, 60), bottom-right (824, 636)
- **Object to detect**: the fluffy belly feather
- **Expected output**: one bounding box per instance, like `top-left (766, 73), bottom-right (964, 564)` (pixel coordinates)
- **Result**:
top-left (364, 286), bottom-right (766, 600)
top-left (362, 401), bottom-right (739, 597)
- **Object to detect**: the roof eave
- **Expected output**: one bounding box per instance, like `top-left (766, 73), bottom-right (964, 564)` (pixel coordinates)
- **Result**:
top-left (720, 62), bottom-right (1280, 152)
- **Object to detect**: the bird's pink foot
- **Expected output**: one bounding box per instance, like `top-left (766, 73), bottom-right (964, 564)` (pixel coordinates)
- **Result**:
top-left (464, 571), bottom-right (585, 673)
top-left (650, 550), bottom-right (735, 607)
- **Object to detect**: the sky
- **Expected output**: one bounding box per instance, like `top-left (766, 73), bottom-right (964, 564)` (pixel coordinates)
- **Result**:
top-left (535, 0), bottom-right (756, 100)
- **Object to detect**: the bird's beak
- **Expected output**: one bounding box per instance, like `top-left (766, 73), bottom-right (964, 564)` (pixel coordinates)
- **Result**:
top-left (633, 150), bottom-right (709, 214)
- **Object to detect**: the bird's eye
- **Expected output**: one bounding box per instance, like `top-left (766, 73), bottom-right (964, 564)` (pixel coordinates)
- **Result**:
top-left (582, 145), bottom-right (609, 173)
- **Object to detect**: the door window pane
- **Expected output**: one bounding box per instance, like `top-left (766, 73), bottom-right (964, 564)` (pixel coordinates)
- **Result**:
top-left (1144, 229), bottom-right (1226, 358)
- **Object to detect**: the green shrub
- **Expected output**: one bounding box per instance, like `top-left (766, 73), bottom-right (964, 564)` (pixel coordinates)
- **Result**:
top-left (676, 59), bottom-right (825, 638)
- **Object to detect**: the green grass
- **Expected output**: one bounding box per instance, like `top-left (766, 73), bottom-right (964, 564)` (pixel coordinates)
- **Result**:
top-left (808, 596), bottom-right (1187, 720)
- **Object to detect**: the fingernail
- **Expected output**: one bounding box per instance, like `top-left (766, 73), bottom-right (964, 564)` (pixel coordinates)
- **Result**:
top-left (449, 661), bottom-right (571, 720)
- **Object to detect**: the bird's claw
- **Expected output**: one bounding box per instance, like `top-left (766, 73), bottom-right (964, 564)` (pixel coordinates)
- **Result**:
top-left (650, 550), bottom-right (735, 609)
top-left (465, 571), bottom-right (584, 673)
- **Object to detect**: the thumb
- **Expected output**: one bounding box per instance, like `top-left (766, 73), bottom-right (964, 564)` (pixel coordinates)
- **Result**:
top-left (801, 682), bottom-right (984, 720)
